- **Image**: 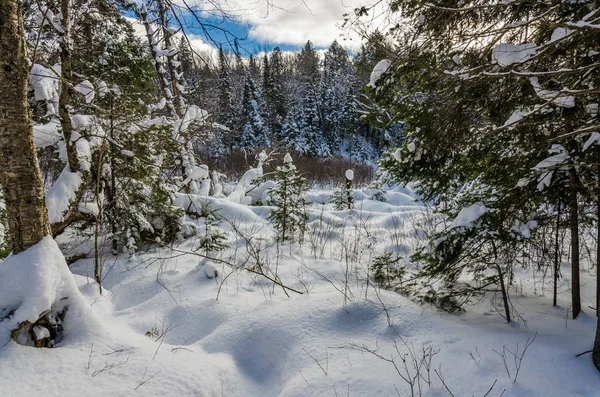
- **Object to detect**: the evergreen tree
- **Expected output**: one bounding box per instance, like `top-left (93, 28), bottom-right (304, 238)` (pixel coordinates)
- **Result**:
top-left (267, 154), bottom-right (309, 242)
top-left (353, 30), bottom-right (390, 85)
top-left (249, 54), bottom-right (260, 79)
top-left (281, 91), bottom-right (330, 157)
top-left (216, 45), bottom-right (235, 132)
top-left (370, 0), bottom-right (599, 324)
top-left (261, 55), bottom-right (275, 132)
top-left (268, 47), bottom-right (287, 136)
top-left (323, 40), bottom-right (350, 83)
top-left (240, 73), bottom-right (270, 150)
top-left (296, 40), bottom-right (320, 87)
top-left (177, 36), bottom-right (196, 97)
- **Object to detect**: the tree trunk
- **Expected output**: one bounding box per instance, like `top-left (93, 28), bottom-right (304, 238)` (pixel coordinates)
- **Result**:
top-left (59, 0), bottom-right (79, 172)
top-left (492, 241), bottom-right (511, 323)
top-left (346, 176), bottom-right (354, 210)
top-left (593, 163), bottom-right (600, 371)
top-left (0, 0), bottom-right (52, 253)
top-left (569, 164), bottom-right (581, 319)
top-left (553, 200), bottom-right (560, 307)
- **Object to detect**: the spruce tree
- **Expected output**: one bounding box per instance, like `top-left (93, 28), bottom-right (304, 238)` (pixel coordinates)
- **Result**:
top-left (267, 154), bottom-right (309, 242)
top-left (240, 73), bottom-right (270, 150)
top-left (296, 40), bottom-right (320, 88)
top-left (217, 45), bottom-right (235, 132)
top-left (281, 91), bottom-right (330, 157)
top-left (371, 0), bottom-right (600, 323)
top-left (268, 47), bottom-right (287, 136)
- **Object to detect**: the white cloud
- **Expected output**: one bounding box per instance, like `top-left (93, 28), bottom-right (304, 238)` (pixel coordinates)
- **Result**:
top-left (126, 17), bottom-right (218, 64)
top-left (127, 0), bottom-right (394, 56)
top-left (177, 0), bottom-right (390, 51)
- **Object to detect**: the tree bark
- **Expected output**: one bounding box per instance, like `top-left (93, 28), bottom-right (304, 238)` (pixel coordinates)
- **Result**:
top-left (553, 200), bottom-right (560, 307)
top-left (59, 0), bottom-right (80, 172)
top-left (0, 0), bottom-right (52, 253)
top-left (492, 241), bottom-right (511, 323)
top-left (569, 163), bottom-right (581, 319)
top-left (593, 163), bottom-right (600, 371)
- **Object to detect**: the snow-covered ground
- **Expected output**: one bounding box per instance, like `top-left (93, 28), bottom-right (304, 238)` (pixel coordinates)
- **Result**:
top-left (1, 186), bottom-right (599, 396)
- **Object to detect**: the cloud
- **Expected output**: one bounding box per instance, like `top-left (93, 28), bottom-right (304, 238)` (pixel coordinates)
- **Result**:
top-left (177, 0), bottom-right (390, 51)
top-left (126, 17), bottom-right (218, 64)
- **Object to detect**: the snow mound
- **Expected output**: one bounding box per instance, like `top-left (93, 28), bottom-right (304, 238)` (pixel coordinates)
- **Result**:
top-left (0, 237), bottom-right (97, 341)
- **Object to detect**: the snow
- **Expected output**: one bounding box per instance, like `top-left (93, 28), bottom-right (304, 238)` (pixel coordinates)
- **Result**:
top-left (74, 80), bottom-right (95, 103)
top-left (492, 43), bottom-right (537, 66)
top-left (584, 132), bottom-right (600, 151)
top-left (96, 80), bottom-right (108, 98)
top-left (368, 59), bottom-right (390, 88)
top-left (345, 169), bottom-right (354, 181)
top-left (534, 150), bottom-right (567, 171)
top-left (29, 64), bottom-right (60, 114)
top-left (451, 203), bottom-right (487, 228)
top-left (0, 237), bottom-right (94, 334)
top-left (2, 187), bottom-right (600, 396)
top-left (177, 105), bottom-right (209, 134)
top-left (45, 168), bottom-right (83, 224)
top-left (550, 27), bottom-right (574, 43)
top-left (529, 77), bottom-right (575, 108)
top-left (33, 325), bottom-right (50, 340)
top-left (187, 165), bottom-right (210, 181)
top-left (33, 119), bottom-right (62, 148)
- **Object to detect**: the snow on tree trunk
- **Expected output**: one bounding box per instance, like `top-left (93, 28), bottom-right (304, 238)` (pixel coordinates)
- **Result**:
top-left (0, 0), bottom-right (52, 254)
top-left (0, 0), bottom-right (87, 348)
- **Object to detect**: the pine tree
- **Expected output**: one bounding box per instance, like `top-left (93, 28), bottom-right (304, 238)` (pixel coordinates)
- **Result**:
top-left (267, 154), bottom-right (309, 242)
top-left (249, 54), bottom-right (260, 79)
top-left (197, 202), bottom-right (228, 255)
top-left (261, 55), bottom-right (275, 135)
top-left (217, 45), bottom-right (235, 132)
top-left (177, 36), bottom-right (196, 97)
top-left (296, 40), bottom-right (320, 87)
top-left (372, 0), bottom-right (600, 323)
top-left (268, 47), bottom-right (287, 136)
top-left (240, 73), bottom-right (270, 150)
top-left (281, 91), bottom-right (330, 157)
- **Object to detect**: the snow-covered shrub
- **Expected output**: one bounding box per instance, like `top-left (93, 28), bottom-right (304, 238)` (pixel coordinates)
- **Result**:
top-left (268, 154), bottom-right (309, 242)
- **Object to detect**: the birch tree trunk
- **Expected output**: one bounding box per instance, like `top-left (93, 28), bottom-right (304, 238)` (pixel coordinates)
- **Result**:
top-left (0, 0), bottom-right (52, 254)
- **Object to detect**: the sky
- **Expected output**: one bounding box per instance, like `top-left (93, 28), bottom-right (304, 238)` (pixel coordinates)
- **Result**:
top-left (170, 0), bottom-right (390, 54)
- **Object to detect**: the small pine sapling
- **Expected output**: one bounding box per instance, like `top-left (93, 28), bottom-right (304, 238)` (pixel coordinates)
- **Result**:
top-left (371, 252), bottom-right (405, 289)
top-left (330, 169), bottom-right (354, 210)
top-left (368, 171), bottom-right (388, 202)
top-left (268, 153), bottom-right (309, 242)
top-left (197, 202), bottom-right (228, 255)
